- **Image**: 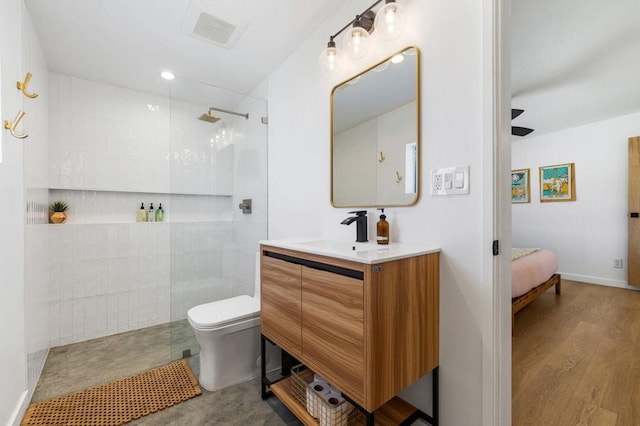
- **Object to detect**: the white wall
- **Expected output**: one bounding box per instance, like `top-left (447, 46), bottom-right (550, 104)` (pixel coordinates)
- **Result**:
top-left (0, 0), bottom-right (27, 423)
top-left (22, 4), bottom-right (50, 402)
top-left (512, 112), bottom-right (640, 289)
top-left (266, 0), bottom-right (496, 424)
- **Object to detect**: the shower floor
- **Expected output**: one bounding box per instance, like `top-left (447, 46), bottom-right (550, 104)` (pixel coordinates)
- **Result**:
top-left (30, 321), bottom-right (301, 425)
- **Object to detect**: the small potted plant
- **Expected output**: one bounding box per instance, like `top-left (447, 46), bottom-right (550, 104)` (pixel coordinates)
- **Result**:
top-left (49, 201), bottom-right (68, 224)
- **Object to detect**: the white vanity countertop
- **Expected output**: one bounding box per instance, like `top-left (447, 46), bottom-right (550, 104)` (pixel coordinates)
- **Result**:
top-left (260, 239), bottom-right (440, 264)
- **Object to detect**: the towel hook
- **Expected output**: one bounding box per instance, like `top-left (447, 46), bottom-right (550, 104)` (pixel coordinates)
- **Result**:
top-left (4, 111), bottom-right (28, 139)
top-left (17, 72), bottom-right (38, 98)
top-left (395, 171), bottom-right (403, 183)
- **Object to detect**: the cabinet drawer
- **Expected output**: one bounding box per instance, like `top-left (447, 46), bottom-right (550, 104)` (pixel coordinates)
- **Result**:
top-left (261, 255), bottom-right (302, 357)
top-left (301, 266), bottom-right (364, 402)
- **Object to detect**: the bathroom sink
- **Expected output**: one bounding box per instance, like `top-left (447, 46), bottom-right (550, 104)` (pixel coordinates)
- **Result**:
top-left (261, 238), bottom-right (440, 264)
top-left (294, 240), bottom-right (378, 253)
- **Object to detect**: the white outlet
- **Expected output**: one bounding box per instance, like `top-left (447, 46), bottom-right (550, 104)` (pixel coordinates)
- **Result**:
top-left (432, 166), bottom-right (470, 195)
top-left (432, 173), bottom-right (443, 191)
top-left (614, 259), bottom-right (623, 268)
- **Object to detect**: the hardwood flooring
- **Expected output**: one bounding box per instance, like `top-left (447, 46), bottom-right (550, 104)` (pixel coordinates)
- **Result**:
top-left (513, 280), bottom-right (640, 425)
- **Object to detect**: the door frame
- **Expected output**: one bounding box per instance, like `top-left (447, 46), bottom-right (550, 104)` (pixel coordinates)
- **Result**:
top-left (628, 137), bottom-right (640, 286)
top-left (484, 0), bottom-right (511, 424)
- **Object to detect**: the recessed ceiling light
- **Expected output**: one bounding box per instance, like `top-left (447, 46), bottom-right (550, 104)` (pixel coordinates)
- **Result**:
top-left (160, 71), bottom-right (175, 80)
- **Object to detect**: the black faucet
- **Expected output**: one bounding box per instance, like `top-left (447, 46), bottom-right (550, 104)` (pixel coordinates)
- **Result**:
top-left (341, 210), bottom-right (368, 242)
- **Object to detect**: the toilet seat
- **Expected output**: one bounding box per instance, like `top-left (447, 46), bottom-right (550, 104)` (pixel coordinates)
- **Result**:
top-left (187, 295), bottom-right (260, 331)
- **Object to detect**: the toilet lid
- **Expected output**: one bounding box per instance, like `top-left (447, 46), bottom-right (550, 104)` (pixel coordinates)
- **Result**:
top-left (188, 295), bottom-right (260, 329)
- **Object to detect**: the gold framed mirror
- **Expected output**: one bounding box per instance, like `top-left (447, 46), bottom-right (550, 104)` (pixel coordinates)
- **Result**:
top-left (331, 46), bottom-right (420, 208)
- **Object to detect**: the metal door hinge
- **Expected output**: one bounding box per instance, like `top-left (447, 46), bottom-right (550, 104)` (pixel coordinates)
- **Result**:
top-left (261, 117), bottom-right (268, 125)
top-left (492, 240), bottom-right (499, 256)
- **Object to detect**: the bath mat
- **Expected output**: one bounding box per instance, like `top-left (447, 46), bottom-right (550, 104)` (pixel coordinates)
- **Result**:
top-left (22, 359), bottom-right (201, 425)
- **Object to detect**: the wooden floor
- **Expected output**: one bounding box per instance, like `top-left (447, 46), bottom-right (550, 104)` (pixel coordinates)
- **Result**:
top-left (513, 280), bottom-right (640, 426)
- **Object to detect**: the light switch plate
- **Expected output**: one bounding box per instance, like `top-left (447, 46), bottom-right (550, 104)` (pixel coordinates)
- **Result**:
top-left (431, 166), bottom-right (470, 195)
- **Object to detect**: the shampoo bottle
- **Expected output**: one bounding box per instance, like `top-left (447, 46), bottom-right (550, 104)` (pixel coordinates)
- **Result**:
top-left (376, 208), bottom-right (389, 245)
top-left (137, 203), bottom-right (147, 222)
top-left (155, 203), bottom-right (164, 222)
top-left (148, 203), bottom-right (155, 222)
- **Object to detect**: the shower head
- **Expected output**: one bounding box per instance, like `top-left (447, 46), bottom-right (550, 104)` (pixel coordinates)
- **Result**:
top-left (198, 111), bottom-right (221, 123)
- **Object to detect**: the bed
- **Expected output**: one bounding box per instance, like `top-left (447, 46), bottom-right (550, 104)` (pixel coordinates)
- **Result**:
top-left (512, 248), bottom-right (561, 324)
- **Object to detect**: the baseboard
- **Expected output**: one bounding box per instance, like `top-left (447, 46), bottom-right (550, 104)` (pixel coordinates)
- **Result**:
top-left (8, 389), bottom-right (28, 426)
top-left (560, 272), bottom-right (640, 291)
top-left (9, 348), bottom-right (49, 426)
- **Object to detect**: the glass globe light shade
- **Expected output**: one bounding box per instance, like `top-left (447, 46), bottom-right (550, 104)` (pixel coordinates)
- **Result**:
top-left (342, 24), bottom-right (371, 60)
top-left (319, 42), bottom-right (343, 74)
top-left (374, 1), bottom-right (407, 41)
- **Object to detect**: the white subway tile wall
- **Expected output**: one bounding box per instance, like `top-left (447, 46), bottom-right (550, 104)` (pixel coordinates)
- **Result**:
top-left (44, 72), bottom-right (268, 348)
top-left (48, 223), bottom-right (170, 345)
top-left (49, 73), bottom-right (171, 192)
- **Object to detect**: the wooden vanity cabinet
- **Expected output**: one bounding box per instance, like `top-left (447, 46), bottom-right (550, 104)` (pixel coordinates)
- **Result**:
top-left (260, 244), bottom-right (439, 415)
top-left (260, 254), bottom-right (303, 358)
top-left (301, 266), bottom-right (365, 402)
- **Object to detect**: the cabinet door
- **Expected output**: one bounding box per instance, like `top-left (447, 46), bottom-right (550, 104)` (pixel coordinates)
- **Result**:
top-left (301, 266), bottom-right (364, 403)
top-left (261, 255), bottom-right (302, 357)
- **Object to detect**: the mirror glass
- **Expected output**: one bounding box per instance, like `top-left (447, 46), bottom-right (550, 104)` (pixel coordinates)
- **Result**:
top-left (331, 46), bottom-right (420, 207)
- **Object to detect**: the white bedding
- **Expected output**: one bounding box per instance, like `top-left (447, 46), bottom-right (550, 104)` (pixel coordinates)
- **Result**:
top-left (511, 248), bottom-right (558, 298)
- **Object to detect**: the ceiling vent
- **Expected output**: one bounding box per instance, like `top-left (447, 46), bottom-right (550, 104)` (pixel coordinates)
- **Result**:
top-left (182, 1), bottom-right (249, 49)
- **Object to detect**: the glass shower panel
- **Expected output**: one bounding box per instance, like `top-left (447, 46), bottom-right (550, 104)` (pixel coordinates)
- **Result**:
top-left (168, 78), bottom-right (268, 361)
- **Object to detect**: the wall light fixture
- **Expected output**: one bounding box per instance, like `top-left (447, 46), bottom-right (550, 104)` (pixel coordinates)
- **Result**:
top-left (319, 0), bottom-right (407, 75)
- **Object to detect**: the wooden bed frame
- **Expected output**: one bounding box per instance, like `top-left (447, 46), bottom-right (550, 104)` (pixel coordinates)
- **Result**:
top-left (512, 273), bottom-right (561, 325)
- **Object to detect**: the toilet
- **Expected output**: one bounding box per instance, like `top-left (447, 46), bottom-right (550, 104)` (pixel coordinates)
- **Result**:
top-left (187, 254), bottom-right (263, 391)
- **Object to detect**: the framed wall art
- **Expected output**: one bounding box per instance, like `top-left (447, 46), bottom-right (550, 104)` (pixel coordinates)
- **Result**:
top-left (511, 168), bottom-right (530, 203)
top-left (539, 163), bottom-right (576, 202)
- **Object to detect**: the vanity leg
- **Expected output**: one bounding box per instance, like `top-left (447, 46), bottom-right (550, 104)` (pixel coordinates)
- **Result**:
top-left (260, 334), bottom-right (270, 400)
top-left (365, 412), bottom-right (374, 426)
top-left (407, 367), bottom-right (439, 425)
top-left (432, 366), bottom-right (439, 426)
top-left (339, 392), bottom-right (375, 425)
top-left (280, 348), bottom-right (298, 377)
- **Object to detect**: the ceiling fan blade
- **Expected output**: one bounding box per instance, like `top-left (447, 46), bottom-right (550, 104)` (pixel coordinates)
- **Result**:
top-left (511, 108), bottom-right (524, 120)
top-left (512, 126), bottom-right (534, 137)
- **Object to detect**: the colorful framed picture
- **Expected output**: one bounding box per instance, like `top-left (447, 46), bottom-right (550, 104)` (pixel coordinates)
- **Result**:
top-left (539, 163), bottom-right (576, 202)
top-left (511, 169), bottom-right (530, 203)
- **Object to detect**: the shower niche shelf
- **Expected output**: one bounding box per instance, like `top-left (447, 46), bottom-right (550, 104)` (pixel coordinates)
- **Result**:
top-left (47, 188), bottom-right (237, 225)
top-left (47, 187), bottom-right (233, 197)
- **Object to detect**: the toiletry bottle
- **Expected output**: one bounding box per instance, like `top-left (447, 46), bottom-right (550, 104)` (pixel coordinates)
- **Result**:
top-left (155, 203), bottom-right (164, 222)
top-left (148, 203), bottom-right (155, 222)
top-left (137, 203), bottom-right (147, 222)
top-left (376, 208), bottom-right (389, 245)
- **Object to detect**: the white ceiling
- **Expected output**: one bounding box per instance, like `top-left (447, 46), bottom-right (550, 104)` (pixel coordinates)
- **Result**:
top-left (24, 0), bottom-right (344, 99)
top-left (24, 0), bottom-right (640, 138)
top-left (511, 0), bottom-right (640, 138)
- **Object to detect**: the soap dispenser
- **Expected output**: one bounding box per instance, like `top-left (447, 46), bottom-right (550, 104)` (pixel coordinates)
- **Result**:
top-left (137, 203), bottom-right (147, 222)
top-left (376, 208), bottom-right (389, 245)
top-left (155, 203), bottom-right (164, 222)
top-left (148, 203), bottom-right (155, 222)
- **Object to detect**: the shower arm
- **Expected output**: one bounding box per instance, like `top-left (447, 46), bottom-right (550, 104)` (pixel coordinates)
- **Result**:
top-left (208, 107), bottom-right (249, 120)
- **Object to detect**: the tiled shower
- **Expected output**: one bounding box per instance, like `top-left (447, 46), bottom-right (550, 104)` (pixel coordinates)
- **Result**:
top-left (24, 66), bottom-right (267, 393)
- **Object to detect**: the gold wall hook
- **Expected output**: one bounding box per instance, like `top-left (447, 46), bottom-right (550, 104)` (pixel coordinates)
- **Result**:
top-left (17, 72), bottom-right (38, 98)
top-left (396, 171), bottom-right (403, 183)
top-left (378, 151), bottom-right (386, 163)
top-left (4, 110), bottom-right (29, 139)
